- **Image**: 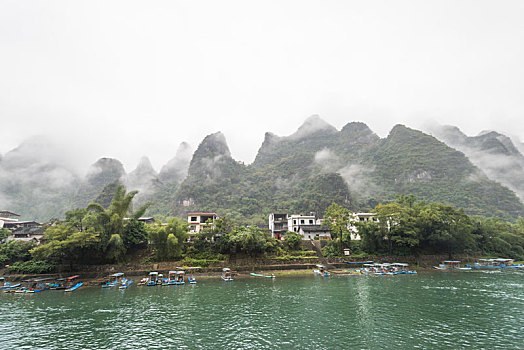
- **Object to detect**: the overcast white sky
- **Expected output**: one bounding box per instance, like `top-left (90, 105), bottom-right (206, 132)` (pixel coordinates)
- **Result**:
top-left (1, 0), bottom-right (523, 173)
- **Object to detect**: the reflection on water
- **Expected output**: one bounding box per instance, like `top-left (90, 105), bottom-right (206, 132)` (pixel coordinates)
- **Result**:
top-left (1, 271), bottom-right (523, 349)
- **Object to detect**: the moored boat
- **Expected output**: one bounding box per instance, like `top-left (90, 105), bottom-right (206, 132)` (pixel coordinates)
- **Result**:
top-left (25, 277), bottom-right (53, 293)
top-left (118, 279), bottom-right (133, 289)
top-left (313, 264), bottom-right (330, 277)
top-left (221, 268), bottom-right (234, 281)
top-left (65, 282), bottom-right (83, 292)
top-left (250, 273), bottom-right (275, 278)
top-left (434, 261), bottom-right (471, 271)
top-left (102, 272), bottom-right (124, 288)
top-left (187, 276), bottom-right (197, 284)
top-left (466, 258), bottom-right (523, 270)
top-left (147, 272), bottom-right (159, 286)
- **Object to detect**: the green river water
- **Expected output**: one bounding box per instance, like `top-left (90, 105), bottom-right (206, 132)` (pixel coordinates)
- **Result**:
top-left (1, 271), bottom-right (522, 349)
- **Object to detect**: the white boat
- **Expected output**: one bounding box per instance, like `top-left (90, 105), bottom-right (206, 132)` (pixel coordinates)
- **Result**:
top-left (221, 268), bottom-right (234, 281)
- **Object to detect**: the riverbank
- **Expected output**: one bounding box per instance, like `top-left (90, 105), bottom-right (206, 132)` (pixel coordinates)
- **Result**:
top-left (1, 254), bottom-right (480, 285)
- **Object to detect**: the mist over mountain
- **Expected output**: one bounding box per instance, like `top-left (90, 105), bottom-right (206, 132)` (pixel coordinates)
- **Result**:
top-left (426, 124), bottom-right (524, 202)
top-left (1, 117), bottom-right (524, 222)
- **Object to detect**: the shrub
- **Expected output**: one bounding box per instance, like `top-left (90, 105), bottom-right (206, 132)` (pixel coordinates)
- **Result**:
top-left (7, 260), bottom-right (55, 274)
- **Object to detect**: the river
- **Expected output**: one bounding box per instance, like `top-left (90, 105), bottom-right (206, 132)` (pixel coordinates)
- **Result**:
top-left (1, 271), bottom-right (522, 349)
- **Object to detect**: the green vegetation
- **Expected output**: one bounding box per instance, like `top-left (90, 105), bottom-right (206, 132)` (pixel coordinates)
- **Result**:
top-left (355, 195), bottom-right (524, 260)
top-left (1, 180), bottom-right (522, 272)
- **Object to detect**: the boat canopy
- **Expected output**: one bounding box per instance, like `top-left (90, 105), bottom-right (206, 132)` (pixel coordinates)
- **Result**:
top-left (392, 263), bottom-right (409, 266)
top-left (168, 271), bottom-right (177, 275)
top-left (223, 268), bottom-right (231, 272)
top-left (24, 277), bottom-right (53, 282)
top-left (67, 275), bottom-right (79, 281)
top-left (316, 264), bottom-right (325, 268)
top-left (443, 261), bottom-right (460, 263)
top-left (345, 261), bottom-right (374, 264)
top-left (110, 272), bottom-right (124, 277)
top-left (149, 272), bottom-right (159, 276)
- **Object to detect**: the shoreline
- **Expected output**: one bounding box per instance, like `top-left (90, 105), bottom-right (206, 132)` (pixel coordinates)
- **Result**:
top-left (1, 255), bottom-right (462, 286)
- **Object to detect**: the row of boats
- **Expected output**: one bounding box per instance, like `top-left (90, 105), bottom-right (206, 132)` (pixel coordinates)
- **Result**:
top-left (312, 262), bottom-right (418, 277)
top-left (102, 270), bottom-right (198, 289)
top-left (434, 258), bottom-right (524, 271)
top-left (1, 275), bottom-right (83, 293)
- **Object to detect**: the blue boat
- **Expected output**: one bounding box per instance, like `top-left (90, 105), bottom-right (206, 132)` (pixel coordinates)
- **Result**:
top-left (467, 258), bottom-right (524, 270)
top-left (102, 272), bottom-right (124, 288)
top-left (65, 282), bottom-right (83, 292)
top-left (313, 265), bottom-right (330, 277)
top-left (187, 276), bottom-right (197, 284)
top-left (1, 283), bottom-right (21, 292)
top-left (147, 272), bottom-right (159, 286)
top-left (25, 277), bottom-right (53, 293)
top-left (119, 280), bottom-right (133, 289)
top-left (0, 277), bottom-right (20, 290)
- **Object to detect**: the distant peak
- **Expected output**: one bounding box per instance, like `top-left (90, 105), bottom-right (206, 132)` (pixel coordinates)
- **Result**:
top-left (290, 115), bottom-right (337, 140)
top-left (194, 132), bottom-right (231, 158)
top-left (341, 121), bottom-right (373, 134)
top-left (135, 156), bottom-right (155, 173)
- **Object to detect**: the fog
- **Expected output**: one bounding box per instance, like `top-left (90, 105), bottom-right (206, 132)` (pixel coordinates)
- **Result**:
top-left (1, 1), bottom-right (523, 170)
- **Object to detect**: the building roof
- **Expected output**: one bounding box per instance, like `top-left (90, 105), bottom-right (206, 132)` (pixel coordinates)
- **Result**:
top-left (187, 213), bottom-right (218, 216)
top-left (4, 221), bottom-right (41, 226)
top-left (299, 225), bottom-right (331, 233)
top-left (0, 211), bottom-right (20, 217)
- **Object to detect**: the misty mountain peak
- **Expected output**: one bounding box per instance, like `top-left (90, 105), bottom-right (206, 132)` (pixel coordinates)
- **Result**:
top-left (290, 115), bottom-right (337, 140)
top-left (86, 158), bottom-right (126, 184)
top-left (192, 132), bottom-right (231, 160)
top-left (131, 156), bottom-right (156, 176)
top-left (340, 122), bottom-right (379, 143)
top-left (158, 142), bottom-right (193, 183)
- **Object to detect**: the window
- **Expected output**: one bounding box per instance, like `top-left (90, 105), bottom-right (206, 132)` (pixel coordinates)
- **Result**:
top-left (309, 219), bottom-right (313, 224)
top-left (300, 220), bottom-right (305, 224)
top-left (191, 216), bottom-right (198, 222)
top-left (293, 220), bottom-right (297, 225)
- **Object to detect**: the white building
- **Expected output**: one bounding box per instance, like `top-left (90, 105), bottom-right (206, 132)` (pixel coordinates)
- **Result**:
top-left (348, 212), bottom-right (377, 240)
top-left (287, 214), bottom-right (316, 233)
top-left (269, 212), bottom-right (321, 240)
top-left (187, 212), bottom-right (219, 236)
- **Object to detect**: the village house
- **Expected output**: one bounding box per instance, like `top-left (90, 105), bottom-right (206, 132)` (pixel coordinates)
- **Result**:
top-left (269, 212), bottom-right (323, 240)
top-left (268, 212), bottom-right (288, 240)
top-left (187, 212), bottom-right (219, 241)
top-left (1, 211), bottom-right (45, 244)
top-left (298, 225), bottom-right (332, 240)
top-left (0, 210), bottom-right (20, 227)
top-left (348, 212), bottom-right (377, 240)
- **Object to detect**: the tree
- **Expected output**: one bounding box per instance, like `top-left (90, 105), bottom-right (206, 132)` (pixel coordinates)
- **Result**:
top-left (85, 184), bottom-right (151, 262)
top-left (147, 217), bottom-right (188, 260)
top-left (324, 203), bottom-right (350, 255)
top-left (0, 227), bottom-right (10, 243)
top-left (284, 232), bottom-right (302, 251)
top-left (230, 226), bottom-right (269, 257)
top-left (30, 223), bottom-right (99, 268)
